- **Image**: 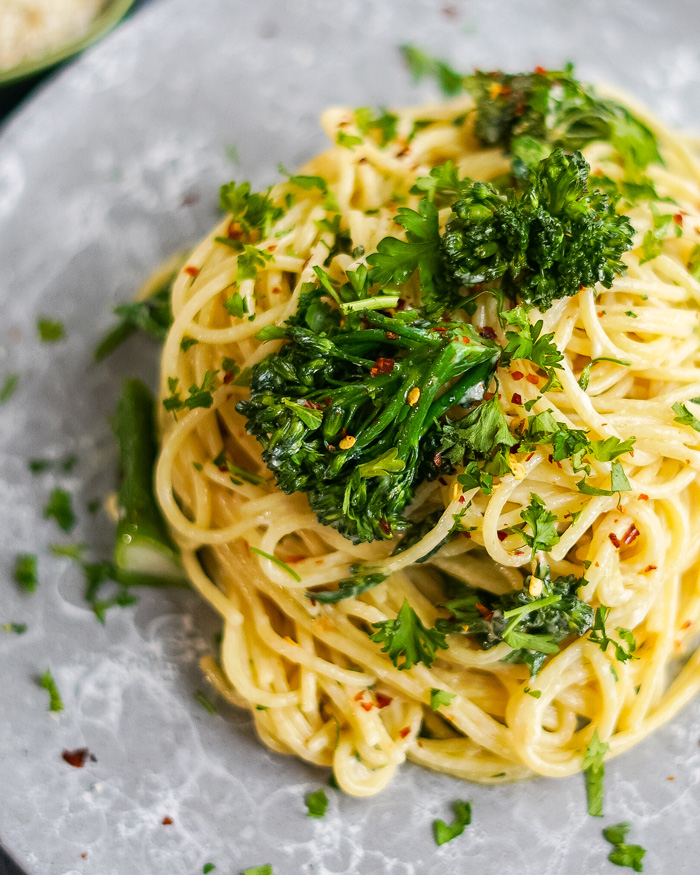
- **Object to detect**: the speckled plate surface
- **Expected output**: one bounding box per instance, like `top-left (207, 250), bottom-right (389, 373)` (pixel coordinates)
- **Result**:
top-left (2, 1), bottom-right (700, 873)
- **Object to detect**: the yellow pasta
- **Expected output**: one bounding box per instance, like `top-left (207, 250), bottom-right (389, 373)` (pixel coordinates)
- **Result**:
top-left (153, 85), bottom-right (700, 796)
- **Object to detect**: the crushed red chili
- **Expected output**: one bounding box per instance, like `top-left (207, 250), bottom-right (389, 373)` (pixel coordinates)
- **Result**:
top-left (184, 265), bottom-right (199, 277)
top-left (622, 524), bottom-right (640, 546)
top-left (61, 748), bottom-right (95, 768)
top-left (371, 357), bottom-right (395, 376)
top-left (375, 693), bottom-right (393, 709)
top-left (399, 727), bottom-right (410, 739)
top-left (511, 393), bottom-right (522, 405)
top-left (511, 371), bottom-right (523, 381)
top-left (162, 816), bottom-right (173, 826)
top-left (608, 533), bottom-right (621, 548)
top-left (479, 326), bottom-right (497, 339)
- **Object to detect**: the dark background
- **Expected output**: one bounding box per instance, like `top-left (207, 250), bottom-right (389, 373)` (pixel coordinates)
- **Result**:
top-left (0, 8), bottom-right (152, 875)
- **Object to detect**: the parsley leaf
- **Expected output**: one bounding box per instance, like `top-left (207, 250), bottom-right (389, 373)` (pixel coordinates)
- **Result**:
top-left (249, 547), bottom-right (302, 582)
top-left (219, 181), bottom-right (284, 238)
top-left (37, 318), bottom-right (65, 342)
top-left (501, 306), bottom-right (564, 378)
top-left (354, 107), bottom-right (399, 146)
top-left (370, 599), bottom-right (448, 670)
top-left (225, 291), bottom-right (248, 318)
top-left (672, 399), bottom-right (700, 432)
top-left (14, 553), bottom-right (38, 593)
top-left (203, 865), bottom-right (216, 874)
top-left (2, 622), bottom-right (27, 634)
top-left (0, 373), bottom-right (18, 403)
top-left (639, 207), bottom-right (681, 264)
top-left (589, 436), bottom-right (636, 462)
top-left (577, 460), bottom-right (631, 496)
top-left (308, 569), bottom-right (387, 604)
top-left (278, 164), bottom-right (328, 193)
top-left (509, 493), bottom-right (560, 556)
top-left (241, 867), bottom-right (274, 875)
top-left (163, 371), bottom-right (218, 414)
top-left (336, 131), bottom-right (363, 149)
top-left (589, 607), bottom-right (638, 663)
top-left (400, 45), bottom-right (463, 96)
top-left (38, 669), bottom-right (63, 711)
top-left (582, 729), bottom-right (609, 817)
top-left (430, 688), bottom-right (455, 710)
top-left (43, 488), bottom-right (76, 532)
top-left (433, 800), bottom-right (472, 846)
top-left (367, 199), bottom-right (443, 315)
top-left (440, 394), bottom-right (518, 477)
top-left (305, 788), bottom-right (329, 818)
top-left (603, 823), bottom-right (647, 872)
top-left (578, 357), bottom-right (631, 391)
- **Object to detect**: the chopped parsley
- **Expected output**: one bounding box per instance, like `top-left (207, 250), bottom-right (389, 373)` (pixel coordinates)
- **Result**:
top-left (37, 318), bottom-right (65, 342)
top-left (14, 553), bottom-right (38, 593)
top-left (219, 181), bottom-right (284, 238)
top-left (370, 599), bottom-right (448, 670)
top-left (163, 371), bottom-right (218, 413)
top-left (354, 107), bottom-right (399, 146)
top-left (672, 399), bottom-right (700, 432)
top-left (2, 622), bottom-right (27, 635)
top-left (305, 788), bottom-right (329, 818)
top-left (430, 688), bottom-right (455, 710)
top-left (38, 669), bottom-right (63, 712)
top-left (336, 131), bottom-right (363, 149)
top-left (400, 45), bottom-right (463, 96)
top-left (577, 460), bottom-right (631, 496)
top-left (433, 800), bottom-right (472, 846)
top-left (203, 865), bottom-right (216, 874)
top-left (603, 823), bottom-right (646, 872)
top-left (509, 493), bottom-right (560, 557)
top-left (639, 207), bottom-right (682, 264)
top-left (241, 866), bottom-right (274, 875)
top-left (194, 690), bottom-right (217, 715)
top-left (589, 607), bottom-right (638, 663)
top-left (0, 373), bottom-right (18, 403)
top-left (582, 729), bottom-right (609, 817)
top-left (225, 291), bottom-right (248, 318)
top-left (43, 488), bottom-right (76, 532)
top-left (249, 547), bottom-right (301, 582)
top-left (578, 357), bottom-right (631, 392)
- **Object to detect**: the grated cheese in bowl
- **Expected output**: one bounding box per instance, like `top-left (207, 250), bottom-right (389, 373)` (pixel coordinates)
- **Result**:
top-left (0, 0), bottom-right (107, 71)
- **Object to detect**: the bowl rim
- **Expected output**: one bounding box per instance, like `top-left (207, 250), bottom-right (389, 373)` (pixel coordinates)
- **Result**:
top-left (0, 0), bottom-right (137, 87)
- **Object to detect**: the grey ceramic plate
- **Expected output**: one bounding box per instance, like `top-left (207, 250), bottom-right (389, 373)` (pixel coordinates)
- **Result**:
top-left (2, 1), bottom-right (700, 873)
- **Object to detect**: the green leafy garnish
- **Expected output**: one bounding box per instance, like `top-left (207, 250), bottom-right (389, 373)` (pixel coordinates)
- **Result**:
top-left (43, 488), bottom-right (75, 532)
top-left (203, 865), bottom-right (216, 874)
top-left (578, 357), bottom-right (631, 391)
top-left (354, 107), bottom-right (399, 146)
top-left (14, 553), bottom-right (38, 593)
top-left (603, 823), bottom-right (646, 872)
top-left (38, 669), bottom-right (63, 712)
top-left (589, 607), bottom-right (638, 663)
top-left (582, 729), bottom-right (609, 817)
top-left (241, 867), bottom-right (274, 875)
top-left (672, 399), bottom-right (700, 432)
top-left (194, 690), bottom-right (217, 715)
top-left (219, 181), bottom-right (284, 238)
top-left (249, 547), bottom-right (302, 582)
top-left (433, 800), bottom-right (472, 846)
top-left (639, 207), bottom-right (681, 264)
top-left (400, 45), bottom-right (463, 96)
top-left (509, 493), bottom-right (560, 557)
top-left (336, 131), bottom-right (363, 149)
top-left (37, 318), bottom-right (65, 342)
top-left (308, 569), bottom-right (387, 604)
top-left (430, 688), bottom-right (455, 710)
top-left (2, 622), bottom-right (27, 634)
top-left (0, 373), bottom-right (18, 403)
top-left (163, 371), bottom-right (218, 413)
top-left (577, 460), bottom-right (631, 496)
top-left (305, 788), bottom-right (329, 818)
top-left (370, 599), bottom-right (448, 670)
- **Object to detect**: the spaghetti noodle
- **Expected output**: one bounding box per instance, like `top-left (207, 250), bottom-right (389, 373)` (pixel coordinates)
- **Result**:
top-left (152, 79), bottom-right (700, 796)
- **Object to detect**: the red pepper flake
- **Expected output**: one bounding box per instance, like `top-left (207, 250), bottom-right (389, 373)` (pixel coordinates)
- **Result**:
top-left (162, 816), bottom-right (173, 826)
top-left (639, 493), bottom-right (649, 501)
top-left (433, 451), bottom-right (442, 468)
top-left (284, 555), bottom-right (307, 564)
top-left (272, 287), bottom-right (281, 294)
top-left (360, 701), bottom-right (374, 712)
top-left (458, 495), bottom-right (465, 504)
top-left (622, 524), bottom-right (640, 546)
top-left (399, 727), bottom-right (411, 739)
top-left (525, 374), bottom-right (539, 385)
top-left (475, 602), bottom-right (494, 621)
top-left (681, 620), bottom-right (692, 630)
top-left (668, 775), bottom-right (676, 781)
top-left (608, 533), bottom-right (621, 549)
top-left (534, 65), bottom-right (548, 75)
top-left (380, 519), bottom-right (392, 536)
top-left (525, 452), bottom-right (534, 462)
top-left (479, 326), bottom-right (497, 339)
top-left (548, 454), bottom-right (554, 464)
top-left (430, 326), bottom-right (448, 333)
top-left (497, 530), bottom-right (508, 541)
top-left (184, 265), bottom-right (199, 277)
top-left (267, 244), bottom-right (276, 253)
top-left (375, 692), bottom-right (393, 709)
top-left (222, 371), bottom-right (234, 384)
top-left (385, 331), bottom-right (399, 340)
top-left (218, 464), bottom-right (228, 472)
top-left (180, 191), bottom-right (199, 207)
top-left (438, 477), bottom-right (448, 486)
top-left (511, 393), bottom-right (522, 405)
top-left (461, 531), bottom-right (471, 539)
top-left (371, 357), bottom-right (395, 376)
top-left (396, 298), bottom-right (406, 311)
top-left (643, 564), bottom-right (657, 573)
top-left (81, 853), bottom-right (87, 860)
top-left (511, 371), bottom-right (523, 381)
top-left (61, 748), bottom-right (95, 768)
top-left (354, 691), bottom-right (365, 701)
top-left (309, 597), bottom-right (317, 606)
top-left (483, 392), bottom-right (494, 401)
top-left (673, 213), bottom-right (683, 227)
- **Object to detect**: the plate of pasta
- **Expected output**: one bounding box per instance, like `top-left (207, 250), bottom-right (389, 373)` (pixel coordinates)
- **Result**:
top-left (2, 0), bottom-right (700, 873)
